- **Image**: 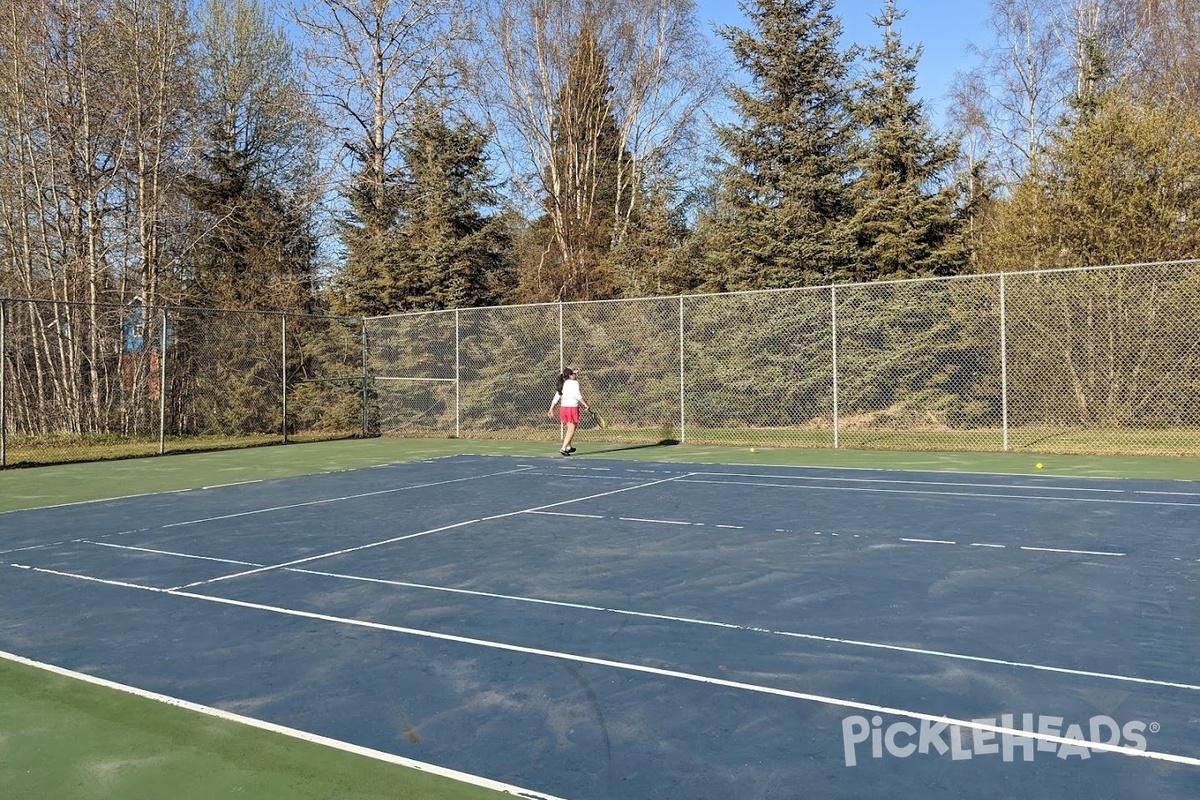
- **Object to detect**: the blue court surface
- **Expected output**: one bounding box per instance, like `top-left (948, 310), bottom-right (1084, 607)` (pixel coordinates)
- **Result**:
top-left (2, 454), bottom-right (1198, 799)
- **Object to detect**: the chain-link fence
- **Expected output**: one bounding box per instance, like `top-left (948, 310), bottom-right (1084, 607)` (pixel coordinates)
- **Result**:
top-left (0, 301), bottom-right (365, 466)
top-left (5, 262), bottom-right (1199, 467)
top-left (367, 261), bottom-right (1200, 457)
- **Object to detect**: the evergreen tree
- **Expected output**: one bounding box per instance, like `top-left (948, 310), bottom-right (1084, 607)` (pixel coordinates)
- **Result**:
top-left (850, 0), bottom-right (966, 281)
top-left (334, 143), bottom-right (405, 317)
top-left (525, 26), bottom-right (633, 301)
top-left (700, 0), bottom-right (858, 291)
top-left (384, 97), bottom-right (512, 311)
top-left (606, 173), bottom-right (701, 297)
top-left (186, 0), bottom-right (319, 312)
top-left (979, 93), bottom-right (1200, 271)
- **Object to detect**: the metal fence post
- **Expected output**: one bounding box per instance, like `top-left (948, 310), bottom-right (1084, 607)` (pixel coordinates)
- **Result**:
top-left (281, 314), bottom-right (289, 443)
top-left (1, 299), bottom-right (6, 467)
top-left (361, 319), bottom-right (369, 437)
top-left (159, 308), bottom-right (168, 455)
top-left (678, 295), bottom-right (686, 444)
top-left (455, 309), bottom-right (461, 439)
top-left (831, 285), bottom-right (839, 449)
top-left (999, 273), bottom-right (1010, 451)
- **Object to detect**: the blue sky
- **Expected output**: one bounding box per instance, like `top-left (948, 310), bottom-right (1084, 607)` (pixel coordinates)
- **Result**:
top-left (694, 0), bottom-right (994, 128)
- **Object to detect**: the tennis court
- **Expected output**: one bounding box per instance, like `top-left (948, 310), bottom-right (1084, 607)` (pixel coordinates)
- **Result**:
top-left (2, 448), bottom-right (1199, 799)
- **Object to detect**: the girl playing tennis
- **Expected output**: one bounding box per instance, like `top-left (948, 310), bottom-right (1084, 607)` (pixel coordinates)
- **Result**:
top-left (547, 367), bottom-right (590, 455)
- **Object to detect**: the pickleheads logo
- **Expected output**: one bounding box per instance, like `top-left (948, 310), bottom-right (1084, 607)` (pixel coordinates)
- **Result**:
top-left (841, 714), bottom-right (1155, 767)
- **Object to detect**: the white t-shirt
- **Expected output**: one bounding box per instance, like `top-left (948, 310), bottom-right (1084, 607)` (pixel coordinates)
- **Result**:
top-left (554, 378), bottom-right (583, 408)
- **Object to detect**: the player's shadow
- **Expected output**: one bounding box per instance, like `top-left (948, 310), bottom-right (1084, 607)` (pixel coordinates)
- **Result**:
top-left (594, 439), bottom-right (680, 453)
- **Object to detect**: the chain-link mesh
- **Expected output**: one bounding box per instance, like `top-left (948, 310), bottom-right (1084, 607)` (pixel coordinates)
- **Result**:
top-left (683, 288), bottom-right (833, 448)
top-left (0, 300), bottom-right (362, 466)
top-left (284, 314), bottom-right (367, 440)
top-left (834, 277), bottom-right (1005, 451)
top-left (5, 262), bottom-right (1200, 466)
top-left (458, 303), bottom-right (561, 439)
top-left (563, 297), bottom-right (682, 444)
top-left (365, 310), bottom-right (460, 436)
top-left (1003, 264), bottom-right (1200, 455)
top-left (361, 261), bottom-right (1200, 457)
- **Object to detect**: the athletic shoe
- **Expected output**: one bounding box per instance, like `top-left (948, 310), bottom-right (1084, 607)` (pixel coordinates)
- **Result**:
top-left (560, 448), bottom-right (572, 456)
top-left (566, 446), bottom-right (576, 453)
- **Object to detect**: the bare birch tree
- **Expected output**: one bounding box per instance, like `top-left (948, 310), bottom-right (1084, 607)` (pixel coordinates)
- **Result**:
top-left (952, 0), bottom-right (1146, 187)
top-left (294, 0), bottom-right (468, 313)
top-left (467, 0), bottom-right (721, 300)
top-left (1129, 0), bottom-right (1200, 109)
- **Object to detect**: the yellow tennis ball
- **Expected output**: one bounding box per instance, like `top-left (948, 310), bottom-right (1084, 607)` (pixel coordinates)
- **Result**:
top-left (749, 447), bottom-right (757, 453)
top-left (1036, 462), bottom-right (1043, 469)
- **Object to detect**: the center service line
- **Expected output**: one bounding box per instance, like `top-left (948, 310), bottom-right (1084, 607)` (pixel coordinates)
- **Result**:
top-left (9, 563), bottom-right (1200, 768)
top-left (170, 472), bottom-right (693, 591)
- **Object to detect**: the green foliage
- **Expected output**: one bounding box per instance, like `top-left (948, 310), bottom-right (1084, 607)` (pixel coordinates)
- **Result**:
top-left (187, 0), bottom-right (320, 313)
top-left (336, 97), bottom-right (510, 314)
top-left (850, 0), bottom-right (967, 281)
top-left (701, 0), bottom-right (859, 290)
top-left (334, 167), bottom-right (404, 317)
top-left (835, 280), bottom-right (996, 429)
top-left (605, 177), bottom-right (702, 297)
top-left (980, 95), bottom-right (1200, 271)
top-left (682, 290), bottom-right (834, 427)
top-left (1003, 266), bottom-right (1200, 428)
top-left (522, 28), bottom-right (632, 302)
top-left (389, 98), bottom-right (511, 311)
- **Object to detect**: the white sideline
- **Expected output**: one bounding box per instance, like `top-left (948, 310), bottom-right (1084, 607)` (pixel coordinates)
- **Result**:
top-left (7, 570), bottom-right (1200, 768)
top-left (0, 649), bottom-right (567, 800)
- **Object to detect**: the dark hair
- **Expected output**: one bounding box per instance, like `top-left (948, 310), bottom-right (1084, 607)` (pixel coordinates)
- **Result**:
top-left (556, 367), bottom-right (576, 393)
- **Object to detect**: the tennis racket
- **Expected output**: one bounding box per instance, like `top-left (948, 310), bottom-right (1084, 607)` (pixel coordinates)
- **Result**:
top-left (587, 409), bottom-right (608, 429)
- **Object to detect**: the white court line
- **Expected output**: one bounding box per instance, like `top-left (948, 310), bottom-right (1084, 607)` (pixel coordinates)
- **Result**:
top-left (0, 650), bottom-right (566, 800)
top-left (0, 543), bottom-right (61, 556)
top-left (8, 563), bottom-right (1200, 768)
top-left (1021, 546), bottom-right (1126, 557)
top-left (289, 565), bottom-right (1200, 693)
top-left (164, 466), bottom-right (537, 528)
top-left (970, 543), bottom-right (1007, 549)
top-left (169, 472), bottom-right (692, 591)
top-left (705, 471), bottom-right (1127, 493)
top-left (0, 527), bottom-right (152, 557)
top-left (900, 538), bottom-right (957, 545)
top-left (84, 541), bottom-right (261, 566)
top-left (528, 511), bottom-right (605, 519)
top-left (202, 479), bottom-right (264, 490)
top-left (678, 478), bottom-right (1200, 507)
top-left (0, 488), bottom-right (192, 515)
top-left (618, 517), bottom-right (697, 526)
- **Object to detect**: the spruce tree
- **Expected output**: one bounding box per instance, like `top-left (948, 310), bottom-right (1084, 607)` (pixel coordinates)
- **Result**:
top-left (701, 0), bottom-right (858, 291)
top-left (187, 0), bottom-right (319, 312)
top-left (850, 0), bottom-right (966, 281)
top-left (385, 97), bottom-right (512, 311)
top-left (334, 147), bottom-right (404, 317)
